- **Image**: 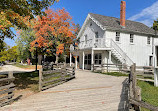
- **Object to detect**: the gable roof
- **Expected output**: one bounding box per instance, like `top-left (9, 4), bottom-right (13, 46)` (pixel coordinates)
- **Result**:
top-left (89, 13), bottom-right (155, 35)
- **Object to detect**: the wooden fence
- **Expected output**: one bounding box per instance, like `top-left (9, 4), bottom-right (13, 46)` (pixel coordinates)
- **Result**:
top-left (39, 66), bottom-right (75, 91)
top-left (0, 72), bottom-right (15, 107)
top-left (93, 64), bottom-right (154, 75)
top-left (129, 63), bottom-right (158, 111)
top-left (42, 62), bottom-right (71, 70)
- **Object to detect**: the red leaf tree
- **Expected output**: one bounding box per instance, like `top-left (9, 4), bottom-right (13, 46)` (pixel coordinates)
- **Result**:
top-left (31, 8), bottom-right (78, 56)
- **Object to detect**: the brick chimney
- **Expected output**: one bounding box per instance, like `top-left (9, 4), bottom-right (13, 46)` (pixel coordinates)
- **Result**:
top-left (120, 1), bottom-right (126, 27)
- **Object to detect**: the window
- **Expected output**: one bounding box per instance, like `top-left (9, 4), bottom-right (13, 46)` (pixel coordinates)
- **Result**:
top-left (90, 22), bottom-right (92, 26)
top-left (85, 35), bottom-right (87, 44)
top-left (94, 53), bottom-right (102, 64)
top-left (95, 32), bottom-right (99, 38)
top-left (85, 54), bottom-right (91, 65)
top-left (147, 37), bottom-right (151, 44)
top-left (130, 34), bottom-right (134, 43)
top-left (116, 32), bottom-right (120, 42)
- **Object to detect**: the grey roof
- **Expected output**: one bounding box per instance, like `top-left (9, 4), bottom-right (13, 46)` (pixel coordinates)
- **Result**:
top-left (89, 13), bottom-right (155, 35)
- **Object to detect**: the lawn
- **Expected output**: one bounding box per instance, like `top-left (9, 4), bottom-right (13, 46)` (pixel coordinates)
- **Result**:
top-left (13, 71), bottom-right (39, 93)
top-left (98, 71), bottom-right (158, 111)
top-left (13, 63), bottom-right (42, 69)
top-left (137, 80), bottom-right (158, 111)
top-left (101, 72), bottom-right (128, 77)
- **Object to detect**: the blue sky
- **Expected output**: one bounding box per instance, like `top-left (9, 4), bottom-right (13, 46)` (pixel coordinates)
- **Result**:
top-left (5, 0), bottom-right (158, 47)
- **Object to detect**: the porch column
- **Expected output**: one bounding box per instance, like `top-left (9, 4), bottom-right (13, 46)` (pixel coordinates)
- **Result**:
top-left (82, 51), bottom-right (85, 70)
top-left (70, 52), bottom-right (72, 66)
top-left (75, 56), bottom-right (78, 69)
top-left (154, 68), bottom-right (158, 87)
top-left (91, 49), bottom-right (94, 71)
top-left (109, 50), bottom-right (111, 64)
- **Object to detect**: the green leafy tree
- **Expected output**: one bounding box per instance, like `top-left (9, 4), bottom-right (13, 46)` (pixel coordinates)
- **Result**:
top-left (153, 19), bottom-right (158, 32)
top-left (16, 27), bottom-right (36, 61)
top-left (0, 40), bottom-right (8, 52)
top-left (0, 46), bottom-right (18, 62)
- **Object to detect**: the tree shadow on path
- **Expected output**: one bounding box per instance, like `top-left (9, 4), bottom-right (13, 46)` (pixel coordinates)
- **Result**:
top-left (118, 78), bottom-right (129, 111)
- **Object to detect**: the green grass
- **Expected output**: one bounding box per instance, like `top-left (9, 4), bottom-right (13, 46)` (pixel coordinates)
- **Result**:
top-left (137, 80), bottom-right (158, 111)
top-left (101, 72), bottom-right (128, 77)
top-left (13, 71), bottom-right (71, 92)
top-left (13, 71), bottom-right (39, 92)
top-left (13, 63), bottom-right (32, 68)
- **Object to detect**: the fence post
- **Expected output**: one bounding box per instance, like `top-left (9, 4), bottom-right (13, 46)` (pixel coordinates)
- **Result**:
top-left (132, 63), bottom-right (141, 110)
top-left (132, 63), bottom-right (136, 98)
top-left (107, 59), bottom-right (109, 73)
top-left (92, 64), bottom-right (94, 72)
top-left (129, 65), bottom-right (134, 98)
top-left (154, 68), bottom-right (158, 87)
top-left (8, 71), bottom-right (13, 78)
top-left (39, 69), bottom-right (42, 91)
top-left (8, 71), bottom-right (13, 100)
top-left (73, 67), bottom-right (75, 76)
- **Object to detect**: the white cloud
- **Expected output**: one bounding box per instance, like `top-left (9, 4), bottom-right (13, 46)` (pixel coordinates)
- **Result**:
top-left (128, 1), bottom-right (158, 26)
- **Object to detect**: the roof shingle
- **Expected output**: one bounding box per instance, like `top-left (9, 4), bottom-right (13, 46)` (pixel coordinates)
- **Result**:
top-left (89, 13), bottom-right (155, 35)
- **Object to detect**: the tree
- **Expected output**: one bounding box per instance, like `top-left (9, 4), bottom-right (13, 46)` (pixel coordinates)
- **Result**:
top-left (30, 8), bottom-right (78, 63)
top-left (0, 40), bottom-right (8, 52)
top-left (0, 0), bottom-right (59, 39)
top-left (16, 27), bottom-right (36, 62)
top-left (0, 46), bottom-right (18, 62)
top-left (153, 19), bottom-right (158, 33)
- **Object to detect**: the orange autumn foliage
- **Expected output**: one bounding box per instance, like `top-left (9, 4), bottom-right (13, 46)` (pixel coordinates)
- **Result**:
top-left (30, 8), bottom-right (78, 55)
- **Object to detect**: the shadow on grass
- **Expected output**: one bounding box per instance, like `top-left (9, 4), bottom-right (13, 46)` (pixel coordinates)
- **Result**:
top-left (13, 71), bottom-right (39, 90)
top-left (143, 81), bottom-right (154, 86)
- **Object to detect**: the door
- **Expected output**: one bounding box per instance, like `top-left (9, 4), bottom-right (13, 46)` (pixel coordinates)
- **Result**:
top-left (149, 56), bottom-right (153, 66)
top-left (84, 54), bottom-right (91, 70)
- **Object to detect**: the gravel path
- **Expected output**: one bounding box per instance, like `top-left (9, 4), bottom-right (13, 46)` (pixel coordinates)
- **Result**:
top-left (0, 70), bottom-right (128, 111)
top-left (0, 65), bottom-right (35, 73)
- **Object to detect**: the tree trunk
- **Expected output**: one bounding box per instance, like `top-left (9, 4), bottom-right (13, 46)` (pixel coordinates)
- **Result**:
top-left (27, 58), bottom-right (30, 65)
top-left (55, 54), bottom-right (58, 64)
top-left (38, 55), bottom-right (42, 65)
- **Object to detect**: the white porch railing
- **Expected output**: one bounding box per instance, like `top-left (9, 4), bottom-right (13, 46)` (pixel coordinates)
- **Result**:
top-left (94, 38), bottom-right (111, 48)
top-left (79, 38), bottom-right (134, 66)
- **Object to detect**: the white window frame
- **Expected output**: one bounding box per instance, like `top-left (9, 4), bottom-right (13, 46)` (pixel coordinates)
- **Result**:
top-left (94, 53), bottom-right (102, 65)
top-left (147, 37), bottom-right (151, 45)
top-left (116, 32), bottom-right (120, 42)
top-left (130, 34), bottom-right (134, 43)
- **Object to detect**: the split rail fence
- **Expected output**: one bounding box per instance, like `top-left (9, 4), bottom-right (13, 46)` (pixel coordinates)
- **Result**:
top-left (129, 63), bottom-right (158, 111)
top-left (39, 65), bottom-right (75, 91)
top-left (0, 72), bottom-right (15, 107)
top-left (93, 63), bottom-right (154, 75)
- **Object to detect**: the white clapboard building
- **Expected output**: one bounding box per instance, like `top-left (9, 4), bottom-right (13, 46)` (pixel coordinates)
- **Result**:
top-left (73, 1), bottom-right (158, 70)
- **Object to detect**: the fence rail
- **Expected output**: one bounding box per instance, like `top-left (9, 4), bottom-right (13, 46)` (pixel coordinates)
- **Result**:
top-left (92, 64), bottom-right (154, 75)
top-left (129, 63), bottom-right (158, 111)
top-left (39, 66), bottom-right (75, 91)
top-left (0, 72), bottom-right (15, 107)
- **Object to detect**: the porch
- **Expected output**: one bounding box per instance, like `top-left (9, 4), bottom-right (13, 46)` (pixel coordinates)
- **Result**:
top-left (71, 48), bottom-right (114, 70)
top-left (74, 38), bottom-right (133, 70)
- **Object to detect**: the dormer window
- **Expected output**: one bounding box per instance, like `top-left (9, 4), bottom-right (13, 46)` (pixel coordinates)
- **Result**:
top-left (90, 22), bottom-right (92, 26)
top-left (130, 34), bottom-right (134, 43)
top-left (85, 35), bottom-right (87, 44)
top-left (116, 32), bottom-right (120, 42)
top-left (95, 32), bottom-right (98, 38)
top-left (147, 37), bottom-right (151, 44)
